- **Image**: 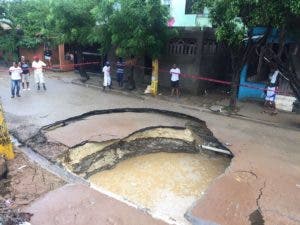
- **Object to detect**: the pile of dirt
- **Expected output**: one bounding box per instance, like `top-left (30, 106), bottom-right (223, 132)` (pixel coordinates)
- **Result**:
top-left (0, 147), bottom-right (65, 211)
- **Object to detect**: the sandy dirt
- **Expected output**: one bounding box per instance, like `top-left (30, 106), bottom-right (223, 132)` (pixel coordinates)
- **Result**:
top-left (0, 147), bottom-right (65, 210)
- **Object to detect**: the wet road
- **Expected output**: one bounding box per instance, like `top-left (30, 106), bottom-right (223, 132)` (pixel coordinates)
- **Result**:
top-left (1, 70), bottom-right (300, 225)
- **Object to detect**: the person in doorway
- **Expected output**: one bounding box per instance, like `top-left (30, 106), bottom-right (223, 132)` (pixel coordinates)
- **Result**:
top-left (264, 66), bottom-right (280, 114)
top-left (102, 61), bottom-right (111, 91)
top-left (9, 62), bottom-right (22, 98)
top-left (44, 47), bottom-right (52, 67)
top-left (116, 57), bottom-right (125, 87)
top-left (170, 64), bottom-right (180, 97)
top-left (32, 56), bottom-right (47, 91)
top-left (20, 56), bottom-right (31, 90)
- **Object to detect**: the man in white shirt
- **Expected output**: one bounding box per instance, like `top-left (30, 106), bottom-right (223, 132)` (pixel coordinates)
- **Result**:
top-left (32, 56), bottom-right (47, 90)
top-left (170, 64), bottom-right (180, 97)
top-left (264, 67), bottom-right (280, 114)
top-left (102, 61), bottom-right (111, 91)
top-left (9, 62), bottom-right (22, 98)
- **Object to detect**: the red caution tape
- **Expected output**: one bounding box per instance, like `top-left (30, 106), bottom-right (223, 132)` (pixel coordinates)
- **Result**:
top-left (0, 60), bottom-right (295, 96)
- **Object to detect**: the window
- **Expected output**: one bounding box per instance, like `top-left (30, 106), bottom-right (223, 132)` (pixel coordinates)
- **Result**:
top-left (168, 38), bottom-right (198, 55)
top-left (202, 39), bottom-right (218, 55)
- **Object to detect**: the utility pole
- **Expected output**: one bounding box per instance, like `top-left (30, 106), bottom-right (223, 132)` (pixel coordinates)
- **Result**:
top-left (151, 59), bottom-right (158, 96)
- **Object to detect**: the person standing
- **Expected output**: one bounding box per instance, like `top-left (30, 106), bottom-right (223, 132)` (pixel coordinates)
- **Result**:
top-left (102, 61), bottom-right (111, 91)
top-left (116, 57), bottom-right (125, 87)
top-left (32, 56), bottom-right (47, 91)
top-left (20, 56), bottom-right (31, 90)
top-left (44, 47), bottom-right (52, 67)
top-left (170, 64), bottom-right (180, 97)
top-left (264, 67), bottom-right (280, 114)
top-left (9, 62), bottom-right (22, 98)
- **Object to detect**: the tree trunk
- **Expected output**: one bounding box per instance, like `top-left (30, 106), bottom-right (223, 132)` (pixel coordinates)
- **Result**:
top-left (256, 46), bottom-right (265, 77)
top-left (265, 42), bottom-right (300, 101)
top-left (229, 72), bottom-right (240, 111)
top-left (277, 26), bottom-right (286, 58)
top-left (228, 27), bottom-right (272, 111)
top-left (127, 56), bottom-right (136, 90)
top-left (279, 55), bottom-right (300, 100)
top-left (229, 51), bottom-right (241, 111)
top-left (76, 46), bottom-right (89, 81)
top-left (151, 59), bottom-right (158, 96)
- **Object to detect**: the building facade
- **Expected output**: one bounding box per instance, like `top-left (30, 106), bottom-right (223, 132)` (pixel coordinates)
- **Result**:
top-left (156, 0), bottom-right (230, 94)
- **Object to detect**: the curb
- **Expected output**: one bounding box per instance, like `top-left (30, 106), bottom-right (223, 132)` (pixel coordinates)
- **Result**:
top-left (71, 79), bottom-right (300, 131)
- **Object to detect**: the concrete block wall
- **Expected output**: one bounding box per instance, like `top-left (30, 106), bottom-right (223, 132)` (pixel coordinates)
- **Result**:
top-left (158, 29), bottom-right (203, 95)
top-left (275, 95), bottom-right (297, 112)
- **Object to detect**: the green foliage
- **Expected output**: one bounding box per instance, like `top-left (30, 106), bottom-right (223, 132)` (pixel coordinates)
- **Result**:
top-left (208, 0), bottom-right (246, 47)
top-left (5, 0), bottom-right (52, 48)
top-left (0, 31), bottom-right (19, 62)
top-left (193, 0), bottom-right (300, 47)
top-left (0, 0), bottom-right (173, 60)
top-left (0, 0), bottom-right (54, 63)
top-left (93, 0), bottom-right (175, 58)
top-left (90, 0), bottom-right (115, 52)
top-left (49, 0), bottom-right (98, 46)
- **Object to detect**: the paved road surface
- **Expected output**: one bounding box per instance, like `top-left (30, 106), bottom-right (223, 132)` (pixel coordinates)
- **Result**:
top-left (0, 70), bottom-right (299, 225)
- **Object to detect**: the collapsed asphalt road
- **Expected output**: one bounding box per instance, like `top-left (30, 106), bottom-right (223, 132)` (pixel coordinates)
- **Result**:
top-left (0, 72), bottom-right (299, 225)
top-left (19, 108), bottom-right (232, 224)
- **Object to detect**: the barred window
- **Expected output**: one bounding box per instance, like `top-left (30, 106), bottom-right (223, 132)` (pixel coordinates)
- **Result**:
top-left (202, 39), bottom-right (217, 55)
top-left (168, 38), bottom-right (198, 55)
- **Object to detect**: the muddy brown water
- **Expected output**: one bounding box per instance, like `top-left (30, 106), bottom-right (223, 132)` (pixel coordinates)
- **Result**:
top-left (42, 111), bottom-right (231, 224)
top-left (89, 152), bottom-right (230, 225)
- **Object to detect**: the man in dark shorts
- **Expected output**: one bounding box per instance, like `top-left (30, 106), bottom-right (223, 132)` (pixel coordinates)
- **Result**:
top-left (44, 47), bottom-right (52, 67)
top-left (170, 64), bottom-right (180, 97)
top-left (20, 56), bottom-right (30, 90)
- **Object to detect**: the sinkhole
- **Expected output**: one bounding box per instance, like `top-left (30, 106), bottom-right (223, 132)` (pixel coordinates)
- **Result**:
top-left (29, 108), bottom-right (233, 224)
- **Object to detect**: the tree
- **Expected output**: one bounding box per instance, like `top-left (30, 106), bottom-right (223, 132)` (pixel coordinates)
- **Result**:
top-left (49, 0), bottom-right (99, 80)
top-left (0, 0), bottom-right (18, 62)
top-left (193, 0), bottom-right (300, 108)
top-left (93, 0), bottom-right (173, 58)
top-left (92, 0), bottom-right (175, 90)
top-left (0, 0), bottom-right (52, 62)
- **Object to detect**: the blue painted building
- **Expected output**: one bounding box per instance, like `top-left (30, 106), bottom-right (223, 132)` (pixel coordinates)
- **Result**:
top-left (238, 27), bottom-right (294, 100)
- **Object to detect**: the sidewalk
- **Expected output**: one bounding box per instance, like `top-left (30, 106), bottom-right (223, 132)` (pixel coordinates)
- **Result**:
top-left (24, 184), bottom-right (168, 225)
top-left (72, 74), bottom-right (300, 131)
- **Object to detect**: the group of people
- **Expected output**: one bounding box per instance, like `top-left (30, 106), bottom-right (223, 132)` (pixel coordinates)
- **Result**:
top-left (101, 58), bottom-right (126, 91)
top-left (101, 58), bottom-right (182, 98)
top-left (9, 56), bottom-right (47, 98)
